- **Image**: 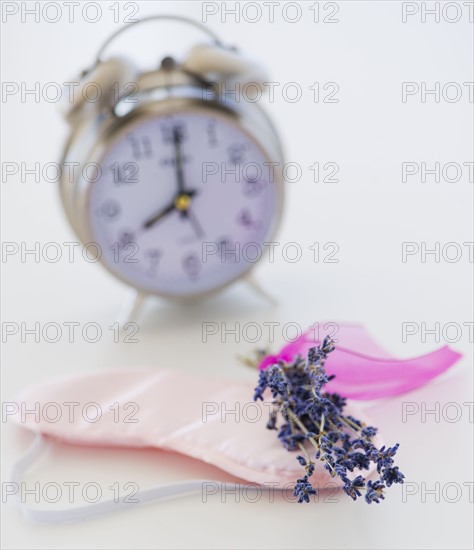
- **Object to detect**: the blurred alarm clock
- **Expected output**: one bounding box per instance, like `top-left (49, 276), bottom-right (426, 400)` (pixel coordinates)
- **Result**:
top-left (59, 15), bottom-right (284, 313)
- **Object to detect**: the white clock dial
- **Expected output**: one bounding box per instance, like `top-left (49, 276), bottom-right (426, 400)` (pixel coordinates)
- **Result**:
top-left (88, 110), bottom-right (279, 296)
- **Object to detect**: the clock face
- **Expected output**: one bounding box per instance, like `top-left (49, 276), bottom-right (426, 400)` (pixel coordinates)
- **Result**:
top-left (87, 110), bottom-right (280, 296)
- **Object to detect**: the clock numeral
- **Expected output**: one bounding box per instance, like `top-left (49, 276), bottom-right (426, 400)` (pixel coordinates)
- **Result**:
top-left (183, 253), bottom-right (201, 278)
top-left (128, 135), bottom-right (152, 160)
top-left (118, 230), bottom-right (135, 249)
top-left (237, 208), bottom-right (262, 231)
top-left (109, 231), bottom-right (139, 263)
top-left (109, 162), bottom-right (139, 185)
top-left (99, 199), bottom-right (121, 221)
top-left (207, 119), bottom-right (218, 147)
top-left (217, 237), bottom-right (237, 262)
top-left (243, 178), bottom-right (264, 198)
top-left (228, 143), bottom-right (248, 165)
top-left (145, 249), bottom-right (161, 277)
top-left (160, 121), bottom-right (187, 144)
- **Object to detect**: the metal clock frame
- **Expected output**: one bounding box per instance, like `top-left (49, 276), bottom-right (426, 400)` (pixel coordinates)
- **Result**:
top-left (59, 16), bottom-right (285, 310)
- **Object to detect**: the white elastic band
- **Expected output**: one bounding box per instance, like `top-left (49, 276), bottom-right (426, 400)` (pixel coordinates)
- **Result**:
top-left (10, 434), bottom-right (277, 524)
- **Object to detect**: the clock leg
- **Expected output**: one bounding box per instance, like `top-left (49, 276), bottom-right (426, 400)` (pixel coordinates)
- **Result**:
top-left (116, 289), bottom-right (148, 326)
top-left (244, 274), bottom-right (278, 305)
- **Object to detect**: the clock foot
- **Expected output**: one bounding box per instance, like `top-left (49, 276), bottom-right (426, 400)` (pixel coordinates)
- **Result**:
top-left (116, 289), bottom-right (148, 326)
top-left (244, 274), bottom-right (278, 305)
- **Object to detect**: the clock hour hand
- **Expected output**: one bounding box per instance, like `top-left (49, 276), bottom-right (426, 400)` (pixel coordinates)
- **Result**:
top-left (142, 202), bottom-right (176, 230)
top-left (142, 189), bottom-right (199, 230)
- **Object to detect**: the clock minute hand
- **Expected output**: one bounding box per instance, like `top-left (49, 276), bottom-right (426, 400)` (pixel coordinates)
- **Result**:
top-left (172, 126), bottom-right (186, 194)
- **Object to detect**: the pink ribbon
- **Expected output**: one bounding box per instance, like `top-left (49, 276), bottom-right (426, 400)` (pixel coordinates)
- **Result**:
top-left (258, 324), bottom-right (462, 400)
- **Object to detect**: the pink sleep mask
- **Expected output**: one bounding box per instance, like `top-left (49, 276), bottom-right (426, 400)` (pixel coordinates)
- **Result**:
top-left (10, 369), bottom-right (381, 485)
top-left (7, 325), bottom-right (461, 522)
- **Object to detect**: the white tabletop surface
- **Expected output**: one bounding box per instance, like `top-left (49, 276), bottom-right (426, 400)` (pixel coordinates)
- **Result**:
top-left (1, 1), bottom-right (473, 549)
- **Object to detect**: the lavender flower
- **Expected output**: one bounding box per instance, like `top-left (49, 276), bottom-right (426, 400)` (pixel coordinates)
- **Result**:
top-left (381, 466), bottom-right (405, 487)
top-left (365, 480), bottom-right (386, 504)
top-left (342, 475), bottom-right (365, 500)
top-left (253, 337), bottom-right (404, 504)
top-left (293, 476), bottom-right (317, 503)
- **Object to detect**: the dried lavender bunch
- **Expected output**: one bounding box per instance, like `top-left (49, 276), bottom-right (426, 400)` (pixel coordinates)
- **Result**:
top-left (253, 337), bottom-right (404, 504)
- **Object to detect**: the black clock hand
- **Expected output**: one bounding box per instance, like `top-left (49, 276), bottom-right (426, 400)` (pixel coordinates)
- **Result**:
top-left (186, 208), bottom-right (205, 239)
top-left (144, 124), bottom-right (198, 233)
top-left (173, 126), bottom-right (186, 195)
top-left (143, 189), bottom-right (199, 230)
top-left (142, 201), bottom-right (176, 230)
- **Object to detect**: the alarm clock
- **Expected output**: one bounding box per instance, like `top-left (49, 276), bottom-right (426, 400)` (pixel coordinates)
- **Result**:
top-left (59, 15), bottom-right (284, 310)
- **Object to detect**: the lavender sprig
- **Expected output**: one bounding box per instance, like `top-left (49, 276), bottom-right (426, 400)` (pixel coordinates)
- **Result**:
top-left (253, 337), bottom-right (404, 504)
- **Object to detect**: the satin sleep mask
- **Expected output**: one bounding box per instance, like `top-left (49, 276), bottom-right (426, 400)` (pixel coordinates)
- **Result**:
top-left (8, 368), bottom-right (382, 523)
top-left (7, 325), bottom-right (461, 522)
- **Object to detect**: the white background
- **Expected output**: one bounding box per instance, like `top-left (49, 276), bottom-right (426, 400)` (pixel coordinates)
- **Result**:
top-left (1, 1), bottom-right (473, 549)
